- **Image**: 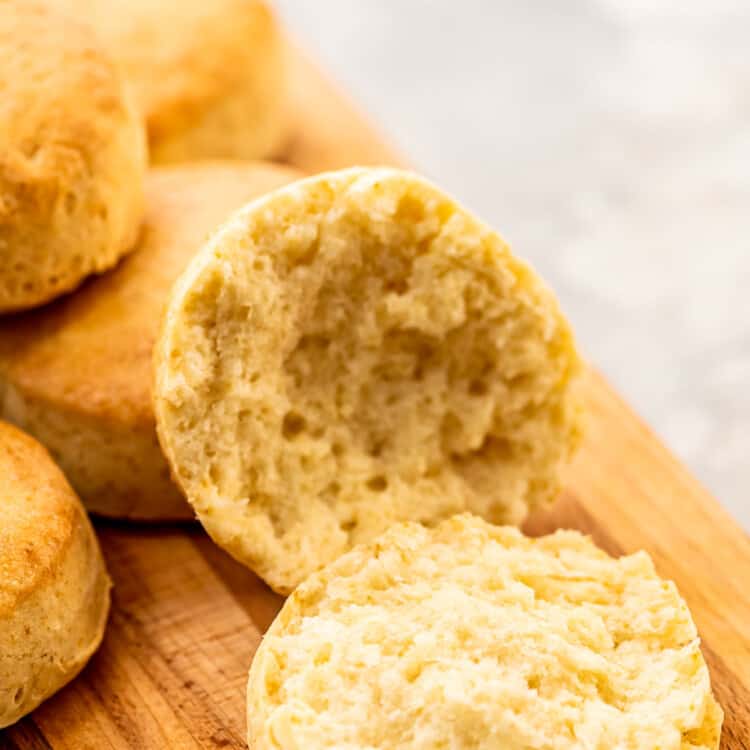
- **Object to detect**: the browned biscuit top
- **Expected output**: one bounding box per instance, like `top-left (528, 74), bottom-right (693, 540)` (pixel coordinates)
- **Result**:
top-left (0, 421), bottom-right (78, 618)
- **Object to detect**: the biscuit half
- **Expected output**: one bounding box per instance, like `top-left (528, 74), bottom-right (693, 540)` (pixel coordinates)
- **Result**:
top-left (0, 1), bottom-right (146, 313)
top-left (0, 162), bottom-right (301, 520)
top-left (49, 0), bottom-right (288, 163)
top-left (154, 167), bottom-right (583, 592)
top-left (247, 514), bottom-right (722, 750)
top-left (0, 421), bottom-right (111, 729)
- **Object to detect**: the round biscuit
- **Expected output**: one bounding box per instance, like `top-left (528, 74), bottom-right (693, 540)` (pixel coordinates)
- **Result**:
top-left (0, 421), bottom-right (111, 729)
top-left (49, 0), bottom-right (289, 163)
top-left (0, 0), bottom-right (147, 313)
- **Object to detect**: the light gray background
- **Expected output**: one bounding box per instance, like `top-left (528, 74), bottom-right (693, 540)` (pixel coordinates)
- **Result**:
top-left (276, 0), bottom-right (749, 529)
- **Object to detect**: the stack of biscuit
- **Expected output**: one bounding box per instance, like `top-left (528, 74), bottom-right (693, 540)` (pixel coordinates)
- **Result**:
top-left (0, 2), bottom-right (723, 748)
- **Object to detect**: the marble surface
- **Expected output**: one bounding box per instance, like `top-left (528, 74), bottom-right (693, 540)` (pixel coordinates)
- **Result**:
top-left (276, 0), bottom-right (750, 529)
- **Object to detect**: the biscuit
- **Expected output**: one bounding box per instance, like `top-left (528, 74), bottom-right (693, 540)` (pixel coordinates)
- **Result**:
top-left (0, 421), bottom-right (111, 729)
top-left (247, 514), bottom-right (722, 750)
top-left (0, 1), bottom-right (146, 314)
top-left (0, 162), bottom-right (301, 520)
top-left (50, 0), bottom-right (288, 164)
top-left (154, 167), bottom-right (583, 592)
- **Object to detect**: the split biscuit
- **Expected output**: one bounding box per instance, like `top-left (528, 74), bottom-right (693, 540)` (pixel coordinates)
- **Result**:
top-left (247, 514), bottom-right (722, 750)
top-left (154, 167), bottom-right (582, 592)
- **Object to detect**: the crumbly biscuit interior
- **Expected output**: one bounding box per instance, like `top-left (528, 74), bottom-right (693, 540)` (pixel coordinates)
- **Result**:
top-left (162, 172), bottom-right (580, 590)
top-left (248, 517), bottom-right (721, 750)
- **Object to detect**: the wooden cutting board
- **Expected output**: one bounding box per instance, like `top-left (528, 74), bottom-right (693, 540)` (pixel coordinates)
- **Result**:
top-left (2, 46), bottom-right (749, 750)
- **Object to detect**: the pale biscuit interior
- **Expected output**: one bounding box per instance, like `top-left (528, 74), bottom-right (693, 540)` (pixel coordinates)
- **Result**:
top-left (247, 514), bottom-right (722, 750)
top-left (155, 168), bottom-right (581, 593)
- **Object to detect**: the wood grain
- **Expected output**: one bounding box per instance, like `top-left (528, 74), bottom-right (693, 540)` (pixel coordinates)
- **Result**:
top-left (2, 46), bottom-right (748, 750)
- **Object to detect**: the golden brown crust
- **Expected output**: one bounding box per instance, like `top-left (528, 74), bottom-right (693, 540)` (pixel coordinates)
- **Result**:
top-left (0, 421), bottom-right (110, 728)
top-left (0, 0), bottom-right (146, 313)
top-left (0, 162), bottom-right (301, 520)
top-left (0, 422), bottom-right (76, 617)
top-left (49, 0), bottom-right (289, 163)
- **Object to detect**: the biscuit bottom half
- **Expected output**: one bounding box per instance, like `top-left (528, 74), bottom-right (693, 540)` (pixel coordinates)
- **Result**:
top-left (247, 514), bottom-right (722, 750)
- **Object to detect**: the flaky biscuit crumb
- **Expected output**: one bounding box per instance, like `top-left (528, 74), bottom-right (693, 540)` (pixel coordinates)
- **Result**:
top-left (155, 167), bottom-right (582, 592)
top-left (247, 514), bottom-right (722, 750)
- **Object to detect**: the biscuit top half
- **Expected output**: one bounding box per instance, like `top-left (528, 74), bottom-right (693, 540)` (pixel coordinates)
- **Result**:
top-left (154, 167), bottom-right (583, 593)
